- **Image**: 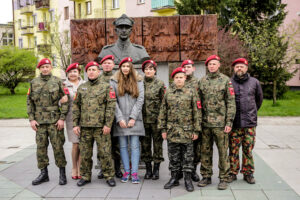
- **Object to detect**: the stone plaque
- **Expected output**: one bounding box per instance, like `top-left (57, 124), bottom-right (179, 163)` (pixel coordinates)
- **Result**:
top-left (143, 16), bottom-right (180, 62)
top-left (71, 19), bottom-right (106, 64)
top-left (180, 15), bottom-right (218, 61)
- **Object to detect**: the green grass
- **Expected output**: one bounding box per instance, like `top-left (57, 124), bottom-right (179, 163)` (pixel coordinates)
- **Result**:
top-left (258, 90), bottom-right (300, 116)
top-left (0, 82), bottom-right (29, 119)
top-left (0, 83), bottom-right (300, 118)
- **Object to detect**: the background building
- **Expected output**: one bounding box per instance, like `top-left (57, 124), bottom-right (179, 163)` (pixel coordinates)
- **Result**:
top-left (0, 23), bottom-right (14, 46)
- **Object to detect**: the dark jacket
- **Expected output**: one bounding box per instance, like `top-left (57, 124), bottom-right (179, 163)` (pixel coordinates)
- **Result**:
top-left (231, 73), bottom-right (263, 128)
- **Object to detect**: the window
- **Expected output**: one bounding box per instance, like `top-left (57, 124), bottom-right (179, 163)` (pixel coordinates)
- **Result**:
top-left (64, 7), bottom-right (69, 20)
top-left (19, 38), bottom-right (23, 48)
top-left (43, 12), bottom-right (47, 22)
top-left (26, 0), bottom-right (31, 5)
top-left (18, 19), bottom-right (22, 29)
top-left (78, 3), bottom-right (82, 19)
top-left (34, 37), bottom-right (37, 47)
top-left (86, 2), bottom-right (92, 15)
top-left (17, 0), bottom-right (22, 8)
top-left (112, 0), bottom-right (119, 9)
top-left (50, 10), bottom-right (55, 22)
top-left (2, 33), bottom-right (8, 45)
top-left (33, 14), bottom-right (37, 25)
top-left (2, 32), bottom-right (14, 46)
top-left (137, 0), bottom-right (145, 4)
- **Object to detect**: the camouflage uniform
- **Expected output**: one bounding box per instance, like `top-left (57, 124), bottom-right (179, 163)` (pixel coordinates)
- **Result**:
top-left (141, 76), bottom-right (165, 163)
top-left (27, 74), bottom-right (69, 169)
top-left (72, 77), bottom-right (116, 181)
top-left (158, 85), bottom-right (202, 173)
top-left (229, 127), bottom-right (256, 175)
top-left (185, 75), bottom-right (201, 165)
top-left (198, 71), bottom-right (236, 180)
top-left (98, 71), bottom-right (120, 161)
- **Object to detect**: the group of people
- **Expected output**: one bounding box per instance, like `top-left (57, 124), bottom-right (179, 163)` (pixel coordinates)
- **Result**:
top-left (26, 53), bottom-right (263, 192)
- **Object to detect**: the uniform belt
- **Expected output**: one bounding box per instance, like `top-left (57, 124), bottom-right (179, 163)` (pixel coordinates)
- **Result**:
top-left (35, 106), bottom-right (59, 112)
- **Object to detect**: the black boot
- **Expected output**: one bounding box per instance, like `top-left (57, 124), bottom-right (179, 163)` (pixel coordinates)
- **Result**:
top-left (59, 167), bottom-right (67, 185)
top-left (98, 169), bottom-right (104, 179)
top-left (197, 177), bottom-right (212, 187)
top-left (178, 170), bottom-right (183, 180)
top-left (114, 159), bottom-right (123, 178)
top-left (144, 162), bottom-right (153, 179)
top-left (164, 172), bottom-right (180, 189)
top-left (106, 178), bottom-right (116, 187)
top-left (184, 172), bottom-right (194, 192)
top-left (77, 178), bottom-right (90, 187)
top-left (191, 164), bottom-right (200, 182)
top-left (32, 168), bottom-right (49, 185)
top-left (152, 163), bottom-right (160, 180)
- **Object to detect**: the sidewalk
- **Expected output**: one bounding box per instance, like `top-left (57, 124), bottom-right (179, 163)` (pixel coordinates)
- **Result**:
top-left (0, 117), bottom-right (299, 200)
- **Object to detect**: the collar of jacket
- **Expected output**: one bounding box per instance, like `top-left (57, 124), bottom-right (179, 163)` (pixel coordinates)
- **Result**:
top-left (144, 76), bottom-right (154, 83)
top-left (207, 71), bottom-right (220, 79)
top-left (103, 71), bottom-right (113, 77)
top-left (117, 39), bottom-right (131, 50)
top-left (170, 84), bottom-right (185, 93)
top-left (88, 76), bottom-right (100, 85)
top-left (233, 73), bottom-right (249, 83)
top-left (110, 70), bottom-right (143, 82)
top-left (186, 74), bottom-right (194, 81)
top-left (40, 73), bottom-right (52, 81)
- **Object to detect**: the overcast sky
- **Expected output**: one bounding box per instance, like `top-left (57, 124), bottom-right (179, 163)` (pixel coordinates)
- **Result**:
top-left (0, 0), bottom-right (13, 24)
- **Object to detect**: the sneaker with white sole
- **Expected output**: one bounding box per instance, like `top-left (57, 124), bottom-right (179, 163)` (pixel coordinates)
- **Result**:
top-left (131, 173), bottom-right (140, 184)
top-left (121, 172), bottom-right (130, 183)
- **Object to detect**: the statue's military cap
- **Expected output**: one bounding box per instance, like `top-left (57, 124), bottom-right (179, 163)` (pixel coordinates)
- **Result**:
top-left (113, 14), bottom-right (134, 27)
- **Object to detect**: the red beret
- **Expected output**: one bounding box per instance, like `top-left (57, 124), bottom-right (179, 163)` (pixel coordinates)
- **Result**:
top-left (100, 55), bottom-right (115, 64)
top-left (205, 55), bottom-right (220, 66)
top-left (232, 58), bottom-right (248, 66)
top-left (142, 60), bottom-right (157, 72)
top-left (171, 67), bottom-right (186, 78)
top-left (66, 63), bottom-right (79, 73)
top-left (37, 58), bottom-right (51, 68)
top-left (181, 59), bottom-right (194, 67)
top-left (85, 61), bottom-right (99, 71)
top-left (119, 57), bottom-right (133, 68)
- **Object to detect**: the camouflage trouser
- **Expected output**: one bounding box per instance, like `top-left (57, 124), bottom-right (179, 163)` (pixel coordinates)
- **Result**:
top-left (80, 127), bottom-right (114, 181)
top-left (36, 124), bottom-right (67, 169)
top-left (194, 134), bottom-right (202, 165)
top-left (229, 127), bottom-right (256, 175)
top-left (168, 142), bottom-right (194, 173)
top-left (140, 123), bottom-right (164, 163)
top-left (200, 127), bottom-right (230, 180)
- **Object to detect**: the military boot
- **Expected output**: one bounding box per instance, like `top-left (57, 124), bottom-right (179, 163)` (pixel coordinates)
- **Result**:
top-left (178, 170), bottom-right (183, 180)
top-left (227, 174), bottom-right (237, 183)
top-left (197, 177), bottom-right (212, 187)
top-left (144, 162), bottom-right (153, 179)
top-left (32, 168), bottom-right (49, 185)
top-left (184, 172), bottom-right (194, 192)
top-left (244, 174), bottom-right (255, 184)
top-left (98, 169), bottom-right (104, 179)
top-left (218, 180), bottom-right (228, 190)
top-left (164, 172), bottom-right (180, 189)
top-left (114, 159), bottom-right (123, 178)
top-left (59, 167), bottom-right (67, 185)
top-left (152, 163), bottom-right (160, 180)
top-left (191, 164), bottom-right (200, 182)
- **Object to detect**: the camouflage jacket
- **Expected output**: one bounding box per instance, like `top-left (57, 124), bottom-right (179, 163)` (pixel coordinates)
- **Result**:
top-left (142, 76), bottom-right (165, 124)
top-left (27, 74), bottom-right (70, 124)
top-left (99, 71), bottom-right (113, 83)
top-left (158, 85), bottom-right (202, 143)
top-left (185, 75), bottom-right (199, 90)
top-left (72, 77), bottom-right (116, 128)
top-left (198, 71), bottom-right (236, 128)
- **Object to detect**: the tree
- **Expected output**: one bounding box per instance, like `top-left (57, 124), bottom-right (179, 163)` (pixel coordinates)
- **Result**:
top-left (175, 0), bottom-right (224, 15)
top-left (0, 46), bottom-right (36, 94)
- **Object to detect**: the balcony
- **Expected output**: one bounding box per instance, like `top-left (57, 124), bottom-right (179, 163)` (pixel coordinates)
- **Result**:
top-left (34, 0), bottom-right (49, 10)
top-left (21, 24), bottom-right (34, 35)
top-left (151, 0), bottom-right (175, 10)
top-left (37, 22), bottom-right (50, 32)
top-left (20, 6), bottom-right (33, 15)
top-left (37, 44), bottom-right (51, 55)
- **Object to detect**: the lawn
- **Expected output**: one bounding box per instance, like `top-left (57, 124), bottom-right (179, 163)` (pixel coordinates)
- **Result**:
top-left (258, 90), bottom-right (300, 116)
top-left (0, 83), bottom-right (300, 118)
top-left (0, 82), bottom-right (29, 119)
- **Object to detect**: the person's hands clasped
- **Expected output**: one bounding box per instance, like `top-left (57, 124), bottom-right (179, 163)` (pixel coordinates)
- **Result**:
top-left (119, 120), bottom-right (127, 128)
top-left (127, 119), bottom-right (135, 128)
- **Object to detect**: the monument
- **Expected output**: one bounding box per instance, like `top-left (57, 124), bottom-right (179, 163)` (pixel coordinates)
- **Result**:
top-left (98, 14), bottom-right (150, 65)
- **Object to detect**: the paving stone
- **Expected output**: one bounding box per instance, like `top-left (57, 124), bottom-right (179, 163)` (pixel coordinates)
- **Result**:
top-left (0, 188), bottom-right (22, 198)
top-left (264, 190), bottom-right (300, 200)
top-left (76, 188), bottom-right (110, 198)
top-left (107, 188), bottom-right (140, 199)
top-left (139, 188), bottom-right (170, 199)
top-left (202, 189), bottom-right (234, 197)
top-left (232, 190), bottom-right (268, 200)
top-left (46, 187), bottom-right (81, 198)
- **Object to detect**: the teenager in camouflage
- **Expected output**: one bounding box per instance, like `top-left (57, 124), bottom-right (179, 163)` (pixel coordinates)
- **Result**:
top-left (72, 61), bottom-right (116, 187)
top-left (140, 60), bottom-right (165, 180)
top-left (181, 59), bottom-right (201, 182)
top-left (27, 58), bottom-right (70, 186)
top-left (198, 55), bottom-right (236, 190)
top-left (158, 67), bottom-right (202, 192)
top-left (227, 58), bottom-right (263, 184)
